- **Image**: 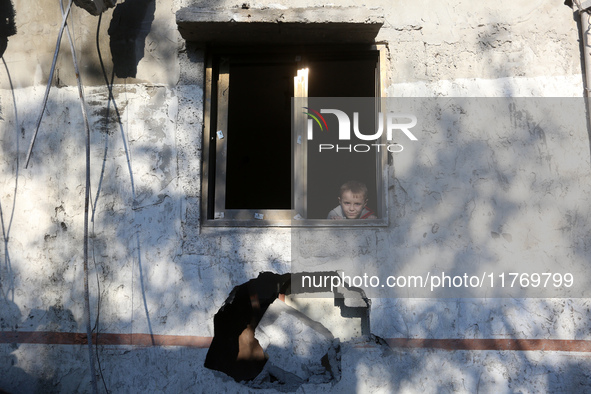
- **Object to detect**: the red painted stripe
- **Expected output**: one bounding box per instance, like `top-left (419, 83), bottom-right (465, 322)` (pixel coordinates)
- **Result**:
top-left (0, 331), bottom-right (211, 348)
top-left (1, 332), bottom-right (590, 353)
top-left (384, 338), bottom-right (591, 353)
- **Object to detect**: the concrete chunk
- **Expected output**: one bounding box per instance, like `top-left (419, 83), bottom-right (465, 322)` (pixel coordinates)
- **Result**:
top-left (254, 299), bottom-right (338, 383)
top-left (176, 6), bottom-right (384, 44)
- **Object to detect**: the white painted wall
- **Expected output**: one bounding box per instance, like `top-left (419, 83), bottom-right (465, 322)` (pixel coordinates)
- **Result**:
top-left (1, 0), bottom-right (590, 392)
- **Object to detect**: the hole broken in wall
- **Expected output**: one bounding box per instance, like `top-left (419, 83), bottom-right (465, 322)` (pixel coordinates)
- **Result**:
top-left (204, 271), bottom-right (371, 391)
top-left (108, 0), bottom-right (156, 78)
top-left (0, 0), bottom-right (16, 57)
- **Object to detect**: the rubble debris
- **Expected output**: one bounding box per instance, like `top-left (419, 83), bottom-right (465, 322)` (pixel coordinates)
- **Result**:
top-left (253, 299), bottom-right (340, 387)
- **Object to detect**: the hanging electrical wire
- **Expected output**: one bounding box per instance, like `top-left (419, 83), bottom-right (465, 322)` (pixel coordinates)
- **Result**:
top-left (91, 12), bottom-right (119, 394)
top-left (0, 56), bottom-right (18, 303)
top-left (0, 1), bottom-right (19, 303)
top-left (92, 11), bottom-right (124, 223)
top-left (59, 0), bottom-right (99, 392)
top-left (24, 0), bottom-right (73, 168)
top-left (95, 7), bottom-right (155, 348)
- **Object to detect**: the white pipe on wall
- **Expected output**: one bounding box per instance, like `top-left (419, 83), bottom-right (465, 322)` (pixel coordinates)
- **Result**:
top-left (580, 10), bottom-right (591, 97)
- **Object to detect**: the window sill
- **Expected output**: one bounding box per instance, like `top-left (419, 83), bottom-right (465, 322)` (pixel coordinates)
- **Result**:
top-left (200, 218), bottom-right (389, 228)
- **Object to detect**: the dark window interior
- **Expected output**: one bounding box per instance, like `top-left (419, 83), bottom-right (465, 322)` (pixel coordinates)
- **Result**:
top-left (225, 61), bottom-right (295, 209)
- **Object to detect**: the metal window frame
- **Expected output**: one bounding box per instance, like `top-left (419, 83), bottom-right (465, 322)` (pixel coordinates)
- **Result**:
top-left (200, 44), bottom-right (389, 227)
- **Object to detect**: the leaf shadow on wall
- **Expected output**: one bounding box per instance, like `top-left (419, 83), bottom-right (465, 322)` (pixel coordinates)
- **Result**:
top-left (108, 0), bottom-right (156, 79)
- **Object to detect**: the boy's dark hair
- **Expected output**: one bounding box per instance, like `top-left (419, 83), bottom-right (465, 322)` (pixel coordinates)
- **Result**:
top-left (339, 180), bottom-right (368, 199)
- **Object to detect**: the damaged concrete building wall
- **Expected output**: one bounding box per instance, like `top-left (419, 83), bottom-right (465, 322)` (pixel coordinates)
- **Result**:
top-left (0, 0), bottom-right (590, 392)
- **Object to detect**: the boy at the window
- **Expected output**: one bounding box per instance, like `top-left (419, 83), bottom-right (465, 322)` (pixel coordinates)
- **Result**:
top-left (327, 180), bottom-right (377, 220)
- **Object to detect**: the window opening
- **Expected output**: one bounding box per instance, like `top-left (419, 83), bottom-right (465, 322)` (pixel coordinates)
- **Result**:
top-left (203, 46), bottom-right (383, 225)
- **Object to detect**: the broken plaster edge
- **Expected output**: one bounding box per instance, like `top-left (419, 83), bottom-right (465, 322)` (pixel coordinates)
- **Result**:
top-left (176, 6), bottom-right (385, 25)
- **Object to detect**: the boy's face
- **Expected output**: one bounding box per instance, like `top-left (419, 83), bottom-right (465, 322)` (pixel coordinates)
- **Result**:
top-left (338, 190), bottom-right (368, 219)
